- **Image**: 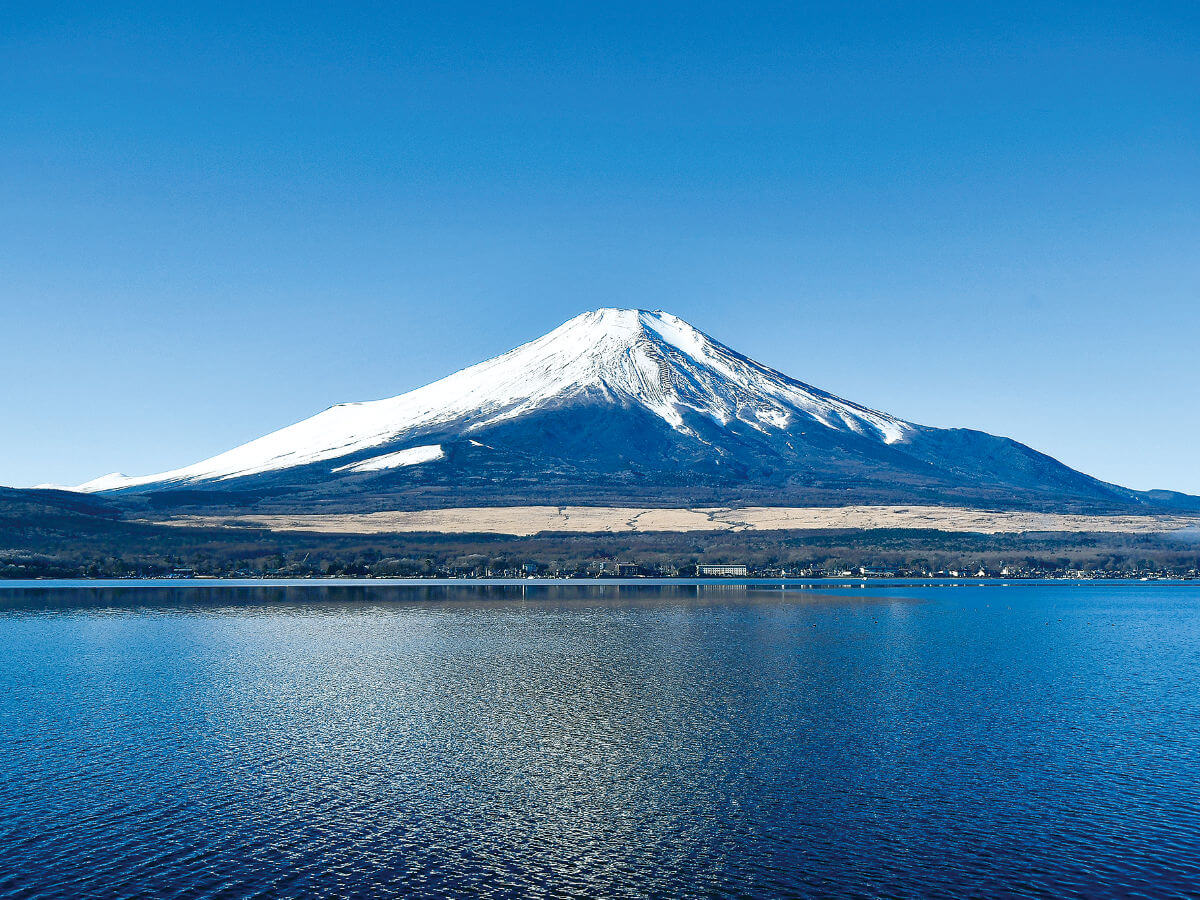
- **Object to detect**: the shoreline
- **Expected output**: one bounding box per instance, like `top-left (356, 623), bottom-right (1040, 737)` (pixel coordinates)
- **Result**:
top-left (1, 576), bottom-right (1195, 589)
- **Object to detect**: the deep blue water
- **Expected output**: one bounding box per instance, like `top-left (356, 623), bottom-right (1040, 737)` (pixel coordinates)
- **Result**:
top-left (2, 582), bottom-right (1199, 898)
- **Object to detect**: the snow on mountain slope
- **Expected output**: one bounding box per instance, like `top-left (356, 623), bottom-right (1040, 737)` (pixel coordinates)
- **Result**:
top-left (331, 444), bottom-right (445, 473)
top-left (73, 309), bottom-right (912, 492)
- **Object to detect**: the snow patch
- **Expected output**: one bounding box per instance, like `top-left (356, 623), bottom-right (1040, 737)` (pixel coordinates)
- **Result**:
top-left (332, 445), bottom-right (445, 473)
top-left (75, 473), bottom-right (139, 492)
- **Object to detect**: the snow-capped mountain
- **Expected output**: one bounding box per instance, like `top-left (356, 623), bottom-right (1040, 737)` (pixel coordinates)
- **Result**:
top-left (71, 309), bottom-right (1197, 514)
top-left (77, 310), bottom-right (909, 489)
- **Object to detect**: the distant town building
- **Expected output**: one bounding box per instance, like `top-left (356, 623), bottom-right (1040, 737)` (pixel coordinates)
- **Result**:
top-left (697, 564), bottom-right (748, 577)
top-left (616, 563), bottom-right (640, 577)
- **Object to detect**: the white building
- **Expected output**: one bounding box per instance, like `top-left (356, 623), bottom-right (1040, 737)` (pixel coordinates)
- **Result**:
top-left (697, 564), bottom-right (748, 577)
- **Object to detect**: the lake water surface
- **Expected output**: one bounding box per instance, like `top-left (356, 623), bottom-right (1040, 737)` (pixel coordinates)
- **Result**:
top-left (2, 581), bottom-right (1198, 898)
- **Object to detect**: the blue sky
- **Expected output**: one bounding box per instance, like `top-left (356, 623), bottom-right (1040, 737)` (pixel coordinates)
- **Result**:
top-left (3, 1), bottom-right (1198, 493)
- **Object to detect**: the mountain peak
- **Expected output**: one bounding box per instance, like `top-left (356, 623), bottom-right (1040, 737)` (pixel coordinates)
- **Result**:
top-left (535, 308), bottom-right (698, 356)
top-left (72, 309), bottom-right (911, 492)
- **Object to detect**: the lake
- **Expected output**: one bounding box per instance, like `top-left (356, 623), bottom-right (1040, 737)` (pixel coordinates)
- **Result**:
top-left (1, 581), bottom-right (1198, 898)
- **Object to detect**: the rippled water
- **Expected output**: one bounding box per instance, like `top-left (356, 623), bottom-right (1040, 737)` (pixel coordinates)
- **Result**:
top-left (2, 582), bottom-right (1199, 898)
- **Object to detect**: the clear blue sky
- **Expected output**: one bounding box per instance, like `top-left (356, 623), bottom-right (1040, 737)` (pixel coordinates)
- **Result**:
top-left (3, 1), bottom-right (1198, 493)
